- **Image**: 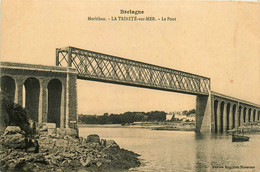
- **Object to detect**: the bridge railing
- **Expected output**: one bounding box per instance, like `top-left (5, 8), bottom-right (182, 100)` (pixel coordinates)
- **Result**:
top-left (56, 46), bottom-right (210, 95)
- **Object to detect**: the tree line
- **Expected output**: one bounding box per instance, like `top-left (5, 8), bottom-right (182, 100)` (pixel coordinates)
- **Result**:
top-left (181, 109), bottom-right (196, 116)
top-left (78, 111), bottom-right (167, 124)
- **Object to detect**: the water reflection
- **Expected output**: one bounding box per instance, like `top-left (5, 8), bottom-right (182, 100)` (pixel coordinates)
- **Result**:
top-left (194, 132), bottom-right (205, 140)
top-left (79, 126), bottom-right (260, 172)
top-left (194, 133), bottom-right (259, 172)
top-left (194, 133), bottom-right (209, 171)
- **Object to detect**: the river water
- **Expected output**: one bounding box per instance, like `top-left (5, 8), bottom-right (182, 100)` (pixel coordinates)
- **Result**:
top-left (79, 125), bottom-right (260, 172)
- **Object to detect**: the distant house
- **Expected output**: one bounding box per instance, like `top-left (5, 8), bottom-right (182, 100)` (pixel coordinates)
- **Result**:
top-left (185, 113), bottom-right (196, 121)
top-left (167, 111), bottom-right (196, 121)
top-left (174, 113), bottom-right (186, 120)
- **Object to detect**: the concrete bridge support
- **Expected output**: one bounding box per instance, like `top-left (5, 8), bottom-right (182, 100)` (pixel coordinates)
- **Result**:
top-left (235, 106), bottom-right (239, 128)
top-left (195, 95), bottom-right (212, 133)
top-left (240, 107), bottom-right (244, 126)
top-left (227, 104), bottom-right (232, 130)
top-left (15, 81), bottom-right (24, 106)
top-left (223, 103), bottom-right (227, 132)
top-left (229, 104), bottom-right (234, 129)
top-left (38, 81), bottom-right (47, 124)
top-left (254, 109), bottom-right (257, 121)
top-left (245, 109), bottom-right (249, 123)
top-left (245, 108), bottom-right (249, 123)
top-left (217, 102), bottom-right (221, 132)
top-left (251, 109), bottom-right (254, 122)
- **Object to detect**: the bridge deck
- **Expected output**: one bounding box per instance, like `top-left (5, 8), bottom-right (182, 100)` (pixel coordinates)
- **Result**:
top-left (56, 46), bottom-right (210, 95)
top-left (211, 91), bottom-right (260, 108)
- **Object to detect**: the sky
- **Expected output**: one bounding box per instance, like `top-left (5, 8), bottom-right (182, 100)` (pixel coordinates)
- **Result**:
top-left (1, 0), bottom-right (259, 115)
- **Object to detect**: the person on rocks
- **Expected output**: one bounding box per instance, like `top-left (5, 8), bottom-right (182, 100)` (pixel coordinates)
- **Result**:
top-left (24, 137), bottom-right (28, 152)
top-left (34, 140), bottom-right (39, 153)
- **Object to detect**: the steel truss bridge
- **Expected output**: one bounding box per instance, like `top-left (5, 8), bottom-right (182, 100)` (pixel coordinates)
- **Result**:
top-left (1, 46), bottom-right (259, 133)
top-left (56, 46), bottom-right (210, 96)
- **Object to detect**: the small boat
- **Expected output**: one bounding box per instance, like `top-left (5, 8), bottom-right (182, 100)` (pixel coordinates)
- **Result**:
top-left (232, 128), bottom-right (250, 142)
top-left (232, 134), bottom-right (249, 142)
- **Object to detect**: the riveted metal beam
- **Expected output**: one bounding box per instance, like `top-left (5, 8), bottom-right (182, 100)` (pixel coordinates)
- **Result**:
top-left (56, 46), bottom-right (210, 95)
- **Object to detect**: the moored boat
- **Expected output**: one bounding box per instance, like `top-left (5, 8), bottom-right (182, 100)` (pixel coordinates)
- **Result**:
top-left (232, 134), bottom-right (249, 142)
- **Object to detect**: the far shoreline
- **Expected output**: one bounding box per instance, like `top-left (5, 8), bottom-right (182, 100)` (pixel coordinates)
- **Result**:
top-left (79, 122), bottom-right (260, 134)
top-left (78, 121), bottom-right (196, 132)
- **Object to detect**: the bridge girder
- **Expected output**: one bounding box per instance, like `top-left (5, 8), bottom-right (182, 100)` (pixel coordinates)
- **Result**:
top-left (56, 46), bottom-right (210, 96)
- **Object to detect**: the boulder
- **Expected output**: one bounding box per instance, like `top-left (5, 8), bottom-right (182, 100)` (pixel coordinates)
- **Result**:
top-left (86, 134), bottom-right (100, 143)
top-left (55, 139), bottom-right (69, 147)
top-left (65, 128), bottom-right (78, 137)
top-left (39, 125), bottom-right (48, 132)
top-left (79, 137), bottom-right (84, 143)
top-left (48, 128), bottom-right (57, 135)
top-left (80, 156), bottom-right (92, 167)
top-left (57, 128), bottom-right (78, 137)
top-left (3, 133), bottom-right (26, 149)
top-left (41, 123), bottom-right (57, 135)
top-left (3, 126), bottom-right (22, 135)
top-left (56, 128), bottom-right (66, 135)
top-left (96, 161), bottom-right (102, 167)
top-left (100, 139), bottom-right (107, 146)
top-left (44, 123), bottom-right (56, 129)
top-left (106, 140), bottom-right (119, 148)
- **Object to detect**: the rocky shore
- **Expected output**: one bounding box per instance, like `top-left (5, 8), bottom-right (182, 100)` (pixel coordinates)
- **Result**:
top-left (0, 125), bottom-right (141, 172)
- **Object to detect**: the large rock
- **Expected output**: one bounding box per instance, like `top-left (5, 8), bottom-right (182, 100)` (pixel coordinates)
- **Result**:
top-left (42, 123), bottom-right (57, 135)
top-left (57, 128), bottom-right (78, 137)
top-left (3, 126), bottom-right (23, 135)
top-left (86, 134), bottom-right (100, 143)
top-left (3, 133), bottom-right (26, 149)
top-left (39, 123), bottom-right (56, 133)
top-left (48, 128), bottom-right (57, 135)
top-left (44, 123), bottom-right (56, 129)
top-left (106, 140), bottom-right (120, 148)
top-left (39, 124), bottom-right (48, 132)
top-left (2, 126), bottom-right (39, 151)
top-left (55, 139), bottom-right (69, 147)
top-left (80, 156), bottom-right (92, 167)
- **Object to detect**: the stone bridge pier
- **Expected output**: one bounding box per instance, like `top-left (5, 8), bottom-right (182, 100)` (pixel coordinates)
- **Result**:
top-left (0, 62), bottom-right (78, 128)
top-left (195, 91), bottom-right (260, 133)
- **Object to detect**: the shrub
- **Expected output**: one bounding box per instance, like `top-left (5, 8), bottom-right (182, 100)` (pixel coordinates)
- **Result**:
top-left (1, 93), bottom-right (32, 136)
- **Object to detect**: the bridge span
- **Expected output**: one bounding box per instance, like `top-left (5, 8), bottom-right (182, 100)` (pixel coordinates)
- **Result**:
top-left (1, 46), bottom-right (259, 132)
top-left (56, 47), bottom-right (210, 96)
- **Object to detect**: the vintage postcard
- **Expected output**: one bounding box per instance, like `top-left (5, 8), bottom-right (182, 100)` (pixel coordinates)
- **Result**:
top-left (0, 0), bottom-right (259, 171)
